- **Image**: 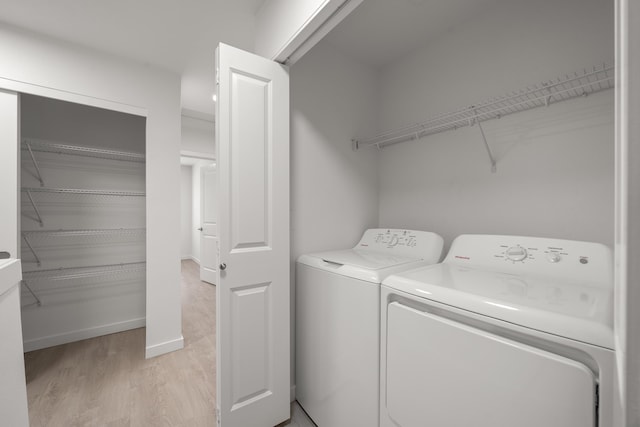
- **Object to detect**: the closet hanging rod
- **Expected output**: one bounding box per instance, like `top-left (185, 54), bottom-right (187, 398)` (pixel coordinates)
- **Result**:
top-left (22, 228), bottom-right (146, 238)
top-left (21, 138), bottom-right (146, 162)
top-left (21, 187), bottom-right (146, 197)
top-left (353, 63), bottom-right (614, 150)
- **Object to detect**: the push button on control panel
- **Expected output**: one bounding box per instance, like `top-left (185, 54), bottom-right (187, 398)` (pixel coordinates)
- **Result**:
top-left (505, 245), bottom-right (528, 262)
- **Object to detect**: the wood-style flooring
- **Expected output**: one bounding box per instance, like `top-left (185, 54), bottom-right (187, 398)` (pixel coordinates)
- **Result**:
top-left (24, 260), bottom-right (314, 427)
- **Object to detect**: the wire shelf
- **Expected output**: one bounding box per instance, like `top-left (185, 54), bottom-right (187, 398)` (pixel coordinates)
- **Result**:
top-left (21, 262), bottom-right (146, 307)
top-left (21, 187), bottom-right (146, 197)
top-left (22, 139), bottom-right (145, 163)
top-left (353, 63), bottom-right (614, 150)
top-left (22, 228), bottom-right (146, 239)
top-left (23, 262), bottom-right (146, 282)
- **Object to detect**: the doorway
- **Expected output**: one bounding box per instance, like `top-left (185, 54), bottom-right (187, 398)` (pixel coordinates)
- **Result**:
top-left (180, 155), bottom-right (216, 284)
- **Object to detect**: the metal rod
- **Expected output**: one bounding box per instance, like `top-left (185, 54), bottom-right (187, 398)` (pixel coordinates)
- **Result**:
top-left (26, 191), bottom-right (44, 227)
top-left (26, 142), bottom-right (45, 186)
top-left (21, 234), bottom-right (41, 266)
top-left (21, 280), bottom-right (42, 306)
top-left (475, 111), bottom-right (497, 173)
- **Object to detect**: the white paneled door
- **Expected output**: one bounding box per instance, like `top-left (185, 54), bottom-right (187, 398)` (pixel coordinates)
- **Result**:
top-left (200, 162), bottom-right (218, 284)
top-left (215, 43), bottom-right (290, 427)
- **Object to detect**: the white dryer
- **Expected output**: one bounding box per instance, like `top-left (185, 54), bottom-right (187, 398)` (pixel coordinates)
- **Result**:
top-left (380, 234), bottom-right (615, 427)
top-left (296, 228), bottom-right (444, 427)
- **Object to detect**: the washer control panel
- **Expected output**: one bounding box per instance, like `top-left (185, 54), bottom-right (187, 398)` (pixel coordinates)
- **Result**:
top-left (496, 243), bottom-right (571, 265)
top-left (356, 229), bottom-right (443, 261)
top-left (446, 234), bottom-right (612, 285)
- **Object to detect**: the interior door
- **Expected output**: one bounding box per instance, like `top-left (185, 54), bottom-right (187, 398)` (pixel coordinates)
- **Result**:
top-left (200, 162), bottom-right (217, 284)
top-left (215, 43), bottom-right (290, 427)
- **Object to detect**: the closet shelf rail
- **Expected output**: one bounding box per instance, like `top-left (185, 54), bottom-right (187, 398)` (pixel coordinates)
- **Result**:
top-left (21, 262), bottom-right (146, 307)
top-left (352, 63), bottom-right (614, 151)
top-left (22, 138), bottom-right (146, 163)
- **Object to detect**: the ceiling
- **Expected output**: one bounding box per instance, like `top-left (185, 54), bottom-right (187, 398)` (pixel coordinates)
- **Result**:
top-left (0, 0), bottom-right (264, 115)
top-left (324, 0), bottom-right (502, 69)
top-left (0, 0), bottom-right (503, 115)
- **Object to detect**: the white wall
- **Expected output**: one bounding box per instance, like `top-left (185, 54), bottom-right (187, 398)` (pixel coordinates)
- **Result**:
top-left (180, 165), bottom-right (193, 259)
top-left (376, 0), bottom-right (614, 251)
top-left (291, 41), bottom-right (379, 260)
top-left (255, 0), bottom-right (348, 61)
top-left (0, 24), bottom-right (182, 358)
top-left (181, 115), bottom-right (215, 155)
top-left (290, 40), bottom-right (379, 390)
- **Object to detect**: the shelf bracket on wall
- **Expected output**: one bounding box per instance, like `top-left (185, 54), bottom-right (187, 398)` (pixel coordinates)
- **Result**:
top-left (25, 142), bottom-right (45, 186)
top-left (474, 108), bottom-right (497, 173)
top-left (21, 233), bottom-right (41, 266)
top-left (25, 190), bottom-right (44, 227)
top-left (21, 280), bottom-right (42, 307)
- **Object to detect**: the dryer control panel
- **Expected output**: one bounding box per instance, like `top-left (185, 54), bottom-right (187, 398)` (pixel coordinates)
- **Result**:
top-left (445, 234), bottom-right (612, 286)
top-left (356, 229), bottom-right (444, 263)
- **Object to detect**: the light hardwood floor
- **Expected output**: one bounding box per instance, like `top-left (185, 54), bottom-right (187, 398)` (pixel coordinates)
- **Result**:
top-left (24, 260), bottom-right (314, 427)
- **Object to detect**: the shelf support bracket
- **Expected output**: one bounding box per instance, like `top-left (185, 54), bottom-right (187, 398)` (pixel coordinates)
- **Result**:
top-left (25, 190), bottom-right (44, 227)
top-left (25, 142), bottom-right (45, 186)
top-left (22, 234), bottom-right (41, 266)
top-left (475, 111), bottom-right (497, 173)
top-left (21, 280), bottom-right (42, 306)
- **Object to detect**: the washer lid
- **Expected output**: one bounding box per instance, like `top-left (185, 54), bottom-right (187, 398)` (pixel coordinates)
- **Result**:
top-left (298, 249), bottom-right (423, 283)
top-left (383, 264), bottom-right (614, 349)
top-left (319, 249), bottom-right (418, 270)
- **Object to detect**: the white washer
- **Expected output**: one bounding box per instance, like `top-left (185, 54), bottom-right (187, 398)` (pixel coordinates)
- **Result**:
top-left (380, 234), bottom-right (615, 427)
top-left (296, 228), bottom-right (444, 427)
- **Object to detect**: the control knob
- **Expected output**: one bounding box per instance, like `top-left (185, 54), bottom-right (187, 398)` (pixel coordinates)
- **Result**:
top-left (546, 252), bottom-right (561, 263)
top-left (505, 245), bottom-right (528, 262)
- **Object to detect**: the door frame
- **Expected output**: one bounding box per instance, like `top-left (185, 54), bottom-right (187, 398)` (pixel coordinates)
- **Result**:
top-left (179, 150), bottom-right (216, 268)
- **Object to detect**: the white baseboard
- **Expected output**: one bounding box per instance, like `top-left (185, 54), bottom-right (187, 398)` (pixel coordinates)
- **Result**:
top-left (23, 317), bottom-right (146, 352)
top-left (145, 335), bottom-right (184, 358)
top-left (291, 384), bottom-right (296, 402)
top-left (181, 255), bottom-right (200, 265)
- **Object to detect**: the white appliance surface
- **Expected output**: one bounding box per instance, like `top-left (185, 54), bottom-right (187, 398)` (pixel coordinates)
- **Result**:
top-left (380, 234), bottom-right (614, 427)
top-left (384, 234), bottom-right (614, 348)
top-left (386, 302), bottom-right (595, 427)
top-left (297, 228), bottom-right (444, 283)
top-left (296, 228), bottom-right (443, 427)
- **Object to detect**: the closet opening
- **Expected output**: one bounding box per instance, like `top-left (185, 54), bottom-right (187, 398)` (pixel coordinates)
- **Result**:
top-left (19, 94), bottom-right (147, 353)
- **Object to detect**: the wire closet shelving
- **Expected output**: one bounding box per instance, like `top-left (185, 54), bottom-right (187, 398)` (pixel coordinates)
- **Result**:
top-left (351, 63), bottom-right (614, 172)
top-left (19, 138), bottom-right (147, 308)
top-left (22, 138), bottom-right (146, 162)
top-left (21, 262), bottom-right (147, 307)
top-left (21, 138), bottom-right (145, 187)
top-left (21, 228), bottom-right (146, 267)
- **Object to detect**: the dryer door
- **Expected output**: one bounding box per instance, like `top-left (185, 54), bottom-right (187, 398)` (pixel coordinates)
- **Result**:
top-left (384, 302), bottom-right (596, 427)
